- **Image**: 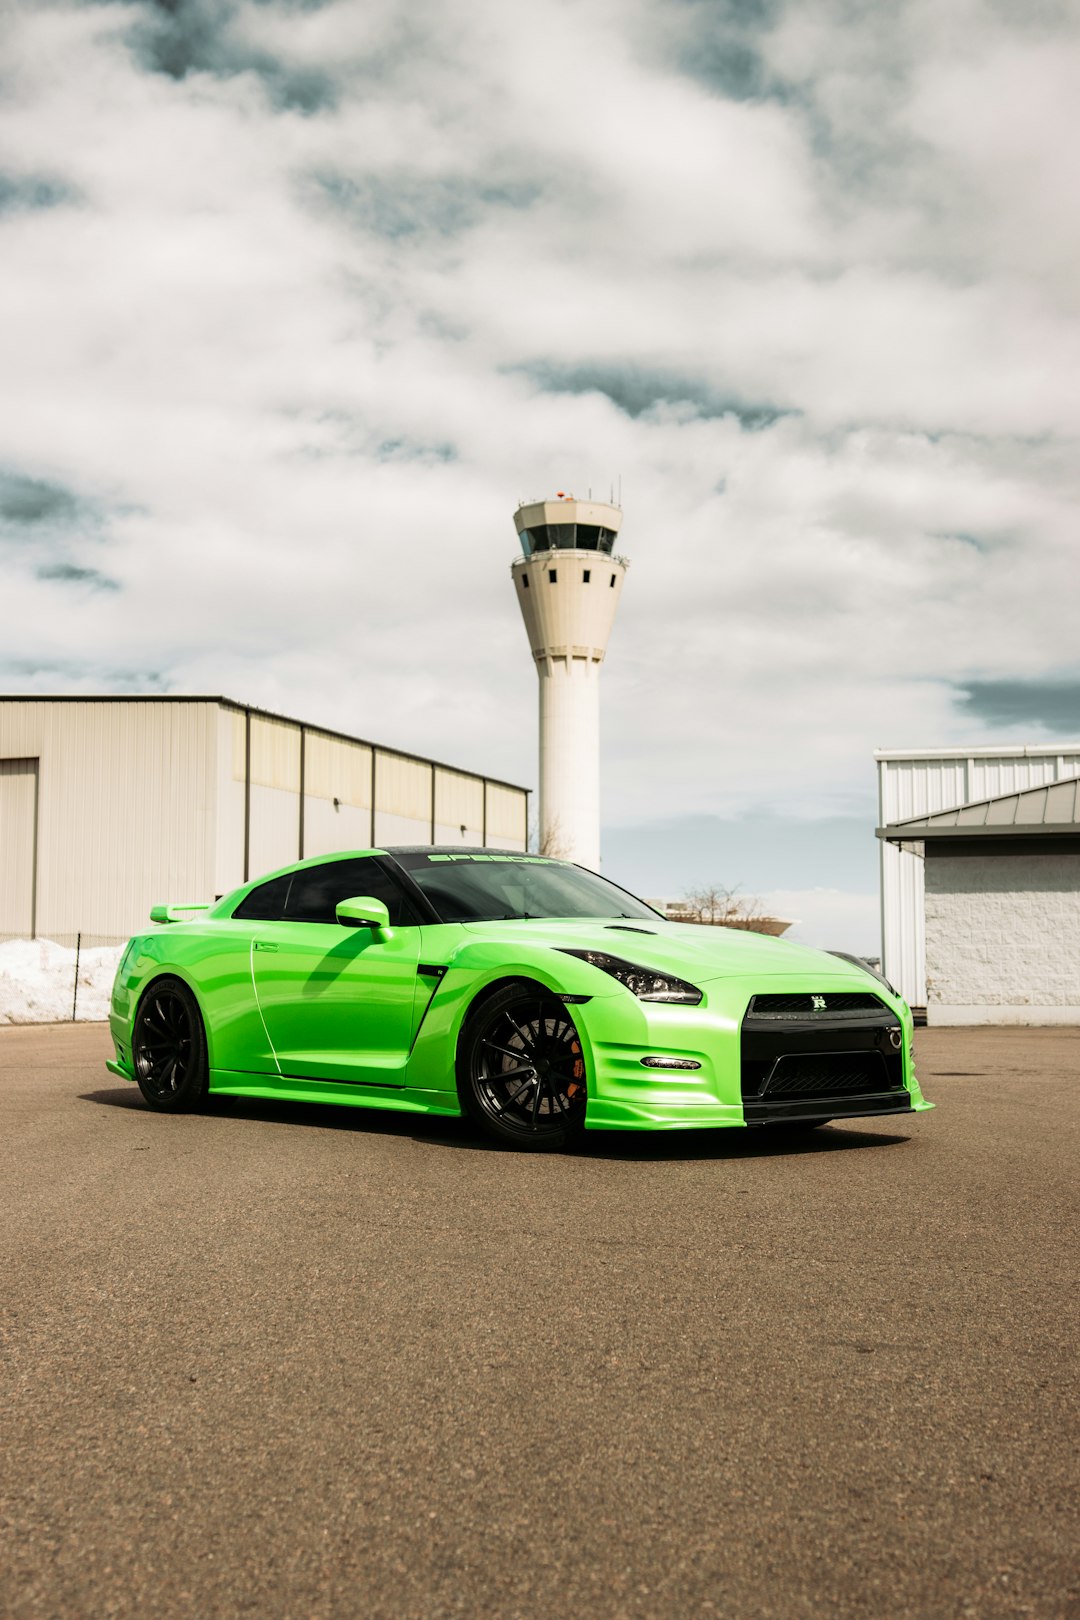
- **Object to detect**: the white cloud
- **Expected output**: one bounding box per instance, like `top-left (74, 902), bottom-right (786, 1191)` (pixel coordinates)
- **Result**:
top-left (1, 0), bottom-right (1078, 891)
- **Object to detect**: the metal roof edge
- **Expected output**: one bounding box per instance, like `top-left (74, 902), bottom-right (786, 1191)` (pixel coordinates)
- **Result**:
top-left (877, 822), bottom-right (1080, 841)
top-left (874, 742), bottom-right (1080, 762)
top-left (0, 694), bottom-right (225, 704)
top-left (877, 773), bottom-right (1080, 839)
top-left (0, 693), bottom-right (530, 795)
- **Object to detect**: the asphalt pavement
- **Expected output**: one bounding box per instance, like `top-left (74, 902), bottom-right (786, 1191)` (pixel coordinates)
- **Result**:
top-left (1, 1022), bottom-right (1077, 1619)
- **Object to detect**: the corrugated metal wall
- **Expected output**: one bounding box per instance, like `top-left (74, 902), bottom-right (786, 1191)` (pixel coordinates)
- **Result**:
top-left (434, 769), bottom-right (485, 845)
top-left (373, 751), bottom-right (433, 847)
top-left (213, 702), bottom-right (529, 894)
top-left (302, 731), bottom-right (373, 863)
top-left (485, 782), bottom-right (529, 850)
top-left (0, 699), bottom-right (529, 935)
top-left (215, 710), bottom-right (247, 898)
top-left (0, 700), bottom-right (218, 937)
top-left (877, 747), bottom-right (1080, 1005)
top-left (247, 714), bottom-right (302, 880)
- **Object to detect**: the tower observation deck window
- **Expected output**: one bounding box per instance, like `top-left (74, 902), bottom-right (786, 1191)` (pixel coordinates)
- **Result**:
top-left (519, 525), bottom-right (616, 556)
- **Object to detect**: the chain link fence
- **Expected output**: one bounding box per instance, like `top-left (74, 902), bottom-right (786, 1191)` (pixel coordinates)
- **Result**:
top-left (0, 934), bottom-right (129, 1024)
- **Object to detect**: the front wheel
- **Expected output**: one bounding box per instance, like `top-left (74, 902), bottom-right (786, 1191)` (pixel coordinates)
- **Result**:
top-left (132, 977), bottom-right (209, 1112)
top-left (458, 985), bottom-right (587, 1150)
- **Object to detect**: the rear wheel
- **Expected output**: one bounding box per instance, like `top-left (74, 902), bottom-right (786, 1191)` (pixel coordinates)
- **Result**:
top-left (132, 977), bottom-right (208, 1112)
top-left (459, 984), bottom-right (587, 1150)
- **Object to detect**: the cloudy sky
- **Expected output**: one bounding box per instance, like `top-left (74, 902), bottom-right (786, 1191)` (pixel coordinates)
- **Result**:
top-left (2, 0), bottom-right (1078, 949)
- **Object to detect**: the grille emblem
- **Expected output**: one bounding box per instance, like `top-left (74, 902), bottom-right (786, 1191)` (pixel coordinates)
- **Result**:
top-left (811, 995), bottom-right (827, 1011)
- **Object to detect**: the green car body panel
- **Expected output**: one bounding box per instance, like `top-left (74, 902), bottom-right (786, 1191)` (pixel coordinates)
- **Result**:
top-left (107, 848), bottom-right (933, 1132)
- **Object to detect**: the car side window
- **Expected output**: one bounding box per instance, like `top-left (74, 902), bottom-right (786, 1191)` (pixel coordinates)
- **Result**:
top-left (232, 872), bottom-right (294, 921)
top-left (284, 858), bottom-right (419, 927)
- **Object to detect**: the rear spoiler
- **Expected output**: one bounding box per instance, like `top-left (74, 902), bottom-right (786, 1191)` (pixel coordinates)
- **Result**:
top-left (150, 904), bottom-right (211, 925)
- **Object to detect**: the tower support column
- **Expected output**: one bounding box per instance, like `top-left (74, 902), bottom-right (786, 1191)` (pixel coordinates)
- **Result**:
top-left (538, 655), bottom-right (600, 867)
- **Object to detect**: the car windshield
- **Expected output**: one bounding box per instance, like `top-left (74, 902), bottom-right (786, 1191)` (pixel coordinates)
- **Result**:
top-left (389, 851), bottom-right (661, 925)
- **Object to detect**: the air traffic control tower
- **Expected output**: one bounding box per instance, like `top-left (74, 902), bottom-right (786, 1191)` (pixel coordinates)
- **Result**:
top-left (511, 495), bottom-right (626, 871)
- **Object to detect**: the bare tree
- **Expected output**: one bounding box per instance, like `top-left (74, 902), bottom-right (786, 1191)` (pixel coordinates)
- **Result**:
top-left (538, 813), bottom-right (570, 860)
top-left (527, 809), bottom-right (570, 858)
top-left (679, 884), bottom-right (770, 928)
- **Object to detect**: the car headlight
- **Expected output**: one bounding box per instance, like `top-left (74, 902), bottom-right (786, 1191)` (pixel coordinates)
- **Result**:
top-left (557, 949), bottom-right (702, 1004)
top-left (827, 950), bottom-right (901, 999)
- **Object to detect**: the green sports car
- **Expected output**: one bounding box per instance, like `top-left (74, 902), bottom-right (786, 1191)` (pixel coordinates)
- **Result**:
top-left (107, 848), bottom-right (932, 1149)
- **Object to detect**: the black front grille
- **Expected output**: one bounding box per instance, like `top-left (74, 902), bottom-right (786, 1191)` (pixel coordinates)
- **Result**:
top-left (741, 997), bottom-right (907, 1123)
top-left (761, 1052), bottom-right (891, 1097)
top-left (748, 992), bottom-right (884, 1017)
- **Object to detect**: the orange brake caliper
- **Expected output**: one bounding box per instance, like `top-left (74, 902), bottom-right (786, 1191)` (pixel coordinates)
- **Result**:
top-left (566, 1037), bottom-right (585, 1098)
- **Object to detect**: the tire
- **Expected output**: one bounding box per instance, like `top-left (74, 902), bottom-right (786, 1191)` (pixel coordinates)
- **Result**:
top-left (458, 983), bottom-right (587, 1150)
top-left (132, 976), bottom-right (209, 1112)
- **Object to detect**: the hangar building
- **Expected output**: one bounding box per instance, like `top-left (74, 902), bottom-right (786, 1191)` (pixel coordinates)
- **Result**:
top-left (0, 697), bottom-right (528, 941)
top-left (876, 743), bottom-right (1080, 1025)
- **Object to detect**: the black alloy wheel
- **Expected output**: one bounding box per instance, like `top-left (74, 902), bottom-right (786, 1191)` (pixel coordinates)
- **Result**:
top-left (132, 977), bottom-right (209, 1112)
top-left (460, 984), bottom-right (587, 1149)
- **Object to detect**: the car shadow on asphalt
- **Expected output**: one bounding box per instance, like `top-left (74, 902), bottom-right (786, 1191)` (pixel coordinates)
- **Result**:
top-left (79, 1086), bottom-right (911, 1160)
top-left (562, 1126), bottom-right (912, 1161)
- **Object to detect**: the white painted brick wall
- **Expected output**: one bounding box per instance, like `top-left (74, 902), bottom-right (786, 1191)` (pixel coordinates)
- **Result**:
top-left (925, 850), bottom-right (1080, 1020)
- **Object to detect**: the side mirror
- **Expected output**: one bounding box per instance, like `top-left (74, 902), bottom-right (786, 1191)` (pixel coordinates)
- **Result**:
top-left (336, 895), bottom-right (391, 933)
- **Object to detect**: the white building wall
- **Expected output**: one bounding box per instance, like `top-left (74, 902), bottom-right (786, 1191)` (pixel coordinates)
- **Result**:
top-left (434, 768), bottom-right (485, 846)
top-left (877, 745), bottom-right (1080, 1005)
top-left (485, 782), bottom-right (529, 852)
top-left (301, 733), bottom-right (373, 860)
top-left (1, 698), bottom-right (528, 937)
top-left (246, 714), bottom-right (303, 881)
top-left (215, 709), bottom-right (247, 898)
top-left (0, 699), bottom-right (218, 938)
top-left (220, 717), bottom-right (527, 873)
top-left (925, 848), bottom-right (1080, 1024)
top-left (373, 752), bottom-right (432, 847)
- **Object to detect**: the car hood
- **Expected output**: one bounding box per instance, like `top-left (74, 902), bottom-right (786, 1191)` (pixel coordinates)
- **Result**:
top-left (457, 917), bottom-right (874, 986)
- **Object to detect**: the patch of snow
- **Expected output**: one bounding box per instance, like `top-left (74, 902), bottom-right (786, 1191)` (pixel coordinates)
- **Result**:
top-left (0, 938), bottom-right (125, 1024)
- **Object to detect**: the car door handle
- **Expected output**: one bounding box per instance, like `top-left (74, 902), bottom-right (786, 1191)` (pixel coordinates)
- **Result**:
top-left (253, 940), bottom-right (278, 952)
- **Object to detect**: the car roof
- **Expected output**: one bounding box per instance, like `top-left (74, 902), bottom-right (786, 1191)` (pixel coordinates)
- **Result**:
top-left (384, 846), bottom-right (548, 857)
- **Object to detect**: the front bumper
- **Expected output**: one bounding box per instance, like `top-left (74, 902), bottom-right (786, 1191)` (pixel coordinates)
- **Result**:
top-left (580, 973), bottom-right (931, 1131)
